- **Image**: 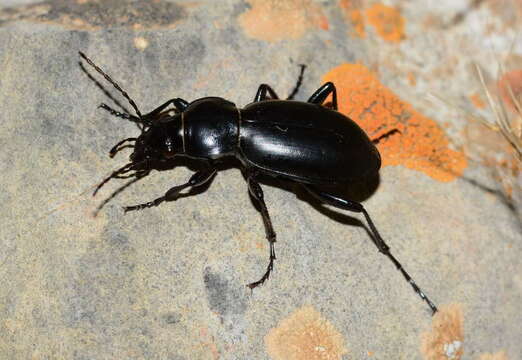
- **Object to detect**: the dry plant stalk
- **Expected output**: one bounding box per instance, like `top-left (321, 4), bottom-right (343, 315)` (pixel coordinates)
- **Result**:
top-left (475, 63), bottom-right (522, 161)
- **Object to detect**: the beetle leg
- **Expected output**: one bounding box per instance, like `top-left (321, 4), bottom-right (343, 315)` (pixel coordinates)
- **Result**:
top-left (140, 98), bottom-right (189, 124)
top-left (123, 168), bottom-right (216, 212)
top-left (307, 82), bottom-right (338, 110)
top-left (145, 98), bottom-right (189, 116)
top-left (371, 128), bottom-right (401, 144)
top-left (254, 84), bottom-right (280, 102)
top-left (302, 185), bottom-right (438, 315)
top-left (245, 174), bottom-right (277, 289)
top-left (286, 64), bottom-right (307, 100)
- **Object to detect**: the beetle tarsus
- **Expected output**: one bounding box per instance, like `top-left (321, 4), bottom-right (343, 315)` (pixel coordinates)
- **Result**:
top-left (286, 64), bottom-right (306, 100)
top-left (247, 241), bottom-right (276, 290)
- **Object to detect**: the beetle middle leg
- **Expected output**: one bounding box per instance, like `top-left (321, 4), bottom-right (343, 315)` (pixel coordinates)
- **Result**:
top-left (245, 171), bottom-right (277, 289)
top-left (255, 64), bottom-right (307, 102)
top-left (254, 84), bottom-right (280, 102)
top-left (302, 185), bottom-right (438, 314)
top-left (123, 168), bottom-right (216, 212)
top-left (308, 82), bottom-right (338, 110)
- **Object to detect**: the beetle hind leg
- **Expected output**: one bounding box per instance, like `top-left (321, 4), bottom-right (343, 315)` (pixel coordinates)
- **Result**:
top-left (371, 128), bottom-right (401, 144)
top-left (302, 185), bottom-right (438, 315)
top-left (245, 173), bottom-right (277, 289)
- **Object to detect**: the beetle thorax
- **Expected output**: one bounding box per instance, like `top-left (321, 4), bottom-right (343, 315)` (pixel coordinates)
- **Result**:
top-left (181, 97), bottom-right (240, 159)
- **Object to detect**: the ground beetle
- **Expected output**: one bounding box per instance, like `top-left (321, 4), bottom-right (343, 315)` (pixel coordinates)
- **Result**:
top-left (80, 52), bottom-right (438, 314)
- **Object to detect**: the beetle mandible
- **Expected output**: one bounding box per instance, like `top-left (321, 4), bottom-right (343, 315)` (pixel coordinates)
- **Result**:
top-left (80, 52), bottom-right (438, 315)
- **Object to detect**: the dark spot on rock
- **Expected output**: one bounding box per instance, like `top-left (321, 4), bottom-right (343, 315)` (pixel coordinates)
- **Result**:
top-left (203, 267), bottom-right (247, 318)
top-left (232, 1), bottom-right (251, 17)
top-left (0, 0), bottom-right (188, 30)
top-left (107, 231), bottom-right (129, 248)
top-left (163, 312), bottom-right (180, 325)
top-left (167, 355), bottom-right (186, 360)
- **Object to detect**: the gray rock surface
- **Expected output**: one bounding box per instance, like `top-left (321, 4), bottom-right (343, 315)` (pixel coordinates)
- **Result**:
top-left (0, 1), bottom-right (520, 359)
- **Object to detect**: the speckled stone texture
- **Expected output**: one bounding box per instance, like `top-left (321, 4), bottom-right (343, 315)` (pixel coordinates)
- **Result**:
top-left (0, 1), bottom-right (521, 359)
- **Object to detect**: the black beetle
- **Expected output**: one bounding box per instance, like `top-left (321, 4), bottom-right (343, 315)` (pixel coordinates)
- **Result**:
top-left (80, 52), bottom-right (437, 314)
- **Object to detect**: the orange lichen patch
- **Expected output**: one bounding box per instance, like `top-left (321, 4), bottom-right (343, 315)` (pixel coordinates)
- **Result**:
top-left (318, 14), bottom-right (330, 31)
top-left (469, 92), bottom-right (486, 109)
top-left (408, 71), bottom-right (417, 86)
top-left (365, 3), bottom-right (405, 42)
top-left (421, 304), bottom-right (464, 360)
top-left (340, 0), bottom-right (366, 38)
top-left (238, 0), bottom-right (327, 42)
top-left (265, 306), bottom-right (347, 360)
top-left (478, 351), bottom-right (509, 360)
top-left (497, 69), bottom-right (522, 113)
top-left (197, 328), bottom-right (220, 360)
top-left (323, 63), bottom-right (467, 182)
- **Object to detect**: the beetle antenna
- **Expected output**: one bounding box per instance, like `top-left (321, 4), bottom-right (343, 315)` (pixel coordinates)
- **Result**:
top-left (79, 52), bottom-right (143, 120)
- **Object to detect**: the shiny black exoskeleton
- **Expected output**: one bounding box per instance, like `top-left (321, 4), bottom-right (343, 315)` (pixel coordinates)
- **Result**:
top-left (80, 52), bottom-right (437, 315)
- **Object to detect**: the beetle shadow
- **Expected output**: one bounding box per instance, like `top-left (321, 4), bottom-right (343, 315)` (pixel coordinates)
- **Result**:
top-left (152, 158), bottom-right (383, 241)
top-left (244, 169), bottom-right (381, 239)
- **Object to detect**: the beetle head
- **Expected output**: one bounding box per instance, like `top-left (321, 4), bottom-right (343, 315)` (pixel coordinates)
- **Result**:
top-left (79, 52), bottom-right (187, 196)
top-left (129, 114), bottom-right (184, 166)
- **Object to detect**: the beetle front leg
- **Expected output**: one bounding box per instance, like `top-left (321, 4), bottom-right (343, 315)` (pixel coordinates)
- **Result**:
top-left (308, 82), bottom-right (338, 110)
top-left (245, 173), bottom-right (277, 289)
top-left (302, 185), bottom-right (438, 315)
top-left (123, 168), bottom-right (216, 212)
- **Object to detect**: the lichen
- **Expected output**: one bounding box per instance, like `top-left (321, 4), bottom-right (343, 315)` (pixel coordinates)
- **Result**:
top-left (323, 63), bottom-right (467, 182)
top-left (265, 306), bottom-right (347, 360)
